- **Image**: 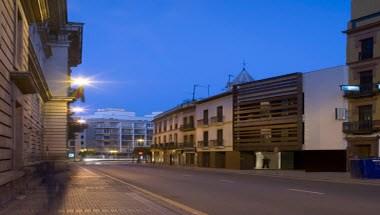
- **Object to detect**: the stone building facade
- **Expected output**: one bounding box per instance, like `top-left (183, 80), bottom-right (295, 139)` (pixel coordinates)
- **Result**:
top-left (0, 0), bottom-right (83, 194)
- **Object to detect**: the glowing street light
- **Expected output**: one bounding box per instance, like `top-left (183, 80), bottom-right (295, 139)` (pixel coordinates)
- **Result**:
top-left (71, 77), bottom-right (93, 87)
top-left (77, 119), bottom-right (86, 124)
top-left (70, 106), bottom-right (86, 113)
top-left (137, 139), bottom-right (144, 143)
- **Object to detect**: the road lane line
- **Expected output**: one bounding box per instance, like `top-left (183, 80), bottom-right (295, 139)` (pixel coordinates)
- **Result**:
top-left (288, 188), bottom-right (325, 195)
top-left (219, 179), bottom-right (234, 184)
top-left (83, 166), bottom-right (208, 215)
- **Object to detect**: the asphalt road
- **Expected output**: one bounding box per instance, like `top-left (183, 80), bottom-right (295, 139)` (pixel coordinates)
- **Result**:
top-left (84, 163), bottom-right (380, 215)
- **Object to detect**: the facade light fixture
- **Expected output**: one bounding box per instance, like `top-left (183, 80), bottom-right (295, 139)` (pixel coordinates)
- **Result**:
top-left (340, 85), bottom-right (360, 92)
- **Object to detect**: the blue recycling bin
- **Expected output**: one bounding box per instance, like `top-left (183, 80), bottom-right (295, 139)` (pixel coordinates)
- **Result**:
top-left (350, 158), bottom-right (380, 179)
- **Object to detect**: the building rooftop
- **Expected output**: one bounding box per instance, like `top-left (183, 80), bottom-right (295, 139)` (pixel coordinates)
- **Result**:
top-left (83, 108), bottom-right (159, 121)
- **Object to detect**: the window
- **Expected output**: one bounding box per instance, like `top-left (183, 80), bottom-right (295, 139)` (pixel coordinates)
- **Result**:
top-left (217, 129), bottom-right (223, 146)
top-left (189, 116), bottom-right (194, 127)
top-left (163, 135), bottom-right (167, 143)
top-left (359, 38), bottom-right (374, 60)
top-left (359, 71), bottom-right (373, 93)
top-left (69, 141), bottom-right (75, 147)
top-left (203, 131), bottom-right (209, 146)
top-left (169, 134), bottom-right (172, 142)
top-left (260, 128), bottom-right (271, 142)
top-left (203, 109), bottom-right (209, 125)
top-left (358, 105), bottom-right (373, 130)
top-left (189, 135), bottom-right (194, 144)
top-left (184, 135), bottom-right (188, 143)
top-left (335, 108), bottom-right (347, 120)
top-left (183, 117), bottom-right (188, 126)
top-left (174, 133), bottom-right (178, 143)
top-left (217, 106), bottom-right (223, 122)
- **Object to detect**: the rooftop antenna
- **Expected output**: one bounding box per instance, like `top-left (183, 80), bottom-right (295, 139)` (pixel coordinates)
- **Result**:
top-left (226, 74), bottom-right (234, 89)
top-left (192, 84), bottom-right (198, 101)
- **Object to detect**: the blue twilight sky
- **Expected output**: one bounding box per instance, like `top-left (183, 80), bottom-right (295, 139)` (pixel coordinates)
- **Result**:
top-left (68, 0), bottom-right (350, 116)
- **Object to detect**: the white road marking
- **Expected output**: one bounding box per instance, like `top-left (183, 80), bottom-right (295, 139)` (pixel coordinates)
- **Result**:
top-left (71, 175), bottom-right (103, 178)
top-left (288, 188), bottom-right (325, 195)
top-left (219, 179), bottom-right (234, 184)
top-left (81, 166), bottom-right (208, 215)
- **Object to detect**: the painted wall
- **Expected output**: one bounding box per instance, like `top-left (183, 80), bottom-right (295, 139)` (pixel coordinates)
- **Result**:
top-left (195, 94), bottom-right (233, 152)
top-left (303, 66), bottom-right (348, 150)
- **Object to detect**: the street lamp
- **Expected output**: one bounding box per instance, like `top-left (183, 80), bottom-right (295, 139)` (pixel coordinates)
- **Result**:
top-left (77, 119), bottom-right (86, 124)
top-left (71, 76), bottom-right (93, 87)
top-left (70, 106), bottom-right (86, 113)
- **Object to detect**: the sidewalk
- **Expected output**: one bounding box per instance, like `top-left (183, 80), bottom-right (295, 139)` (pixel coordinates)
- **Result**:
top-left (146, 163), bottom-right (380, 186)
top-left (0, 163), bottom-right (190, 215)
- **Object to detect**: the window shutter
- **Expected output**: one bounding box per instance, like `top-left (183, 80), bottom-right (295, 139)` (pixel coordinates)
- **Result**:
top-left (335, 108), bottom-right (347, 120)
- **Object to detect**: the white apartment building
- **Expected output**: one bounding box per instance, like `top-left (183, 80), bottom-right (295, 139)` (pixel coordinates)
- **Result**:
top-left (84, 109), bottom-right (157, 155)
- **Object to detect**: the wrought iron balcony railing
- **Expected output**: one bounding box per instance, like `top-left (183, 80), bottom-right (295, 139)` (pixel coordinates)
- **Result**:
top-left (343, 120), bottom-right (380, 134)
top-left (210, 116), bottom-right (225, 124)
top-left (342, 84), bottom-right (379, 98)
top-left (197, 119), bottom-right (209, 127)
top-left (180, 124), bottom-right (195, 131)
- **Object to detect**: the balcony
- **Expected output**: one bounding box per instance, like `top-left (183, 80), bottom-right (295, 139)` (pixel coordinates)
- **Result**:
top-left (164, 142), bottom-right (177, 149)
top-left (341, 84), bottom-right (379, 98)
top-left (198, 141), bottom-right (209, 148)
top-left (358, 51), bottom-right (373, 61)
top-left (96, 124), bottom-right (119, 128)
top-left (343, 120), bottom-right (380, 134)
top-left (197, 119), bottom-right (209, 127)
top-left (198, 140), bottom-right (224, 149)
top-left (180, 124), bottom-right (195, 131)
top-left (183, 142), bottom-right (195, 148)
top-left (210, 139), bottom-right (224, 148)
top-left (210, 116), bottom-right (225, 125)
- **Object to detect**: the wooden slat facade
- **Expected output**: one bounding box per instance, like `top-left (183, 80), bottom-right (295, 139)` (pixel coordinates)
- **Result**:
top-left (233, 73), bottom-right (304, 151)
